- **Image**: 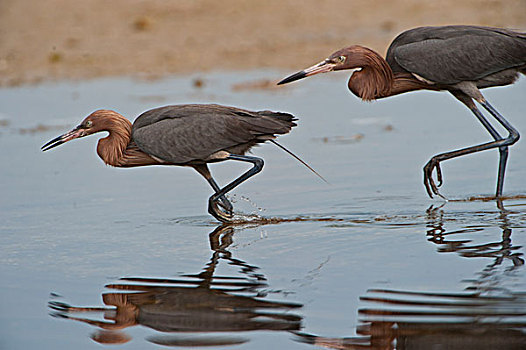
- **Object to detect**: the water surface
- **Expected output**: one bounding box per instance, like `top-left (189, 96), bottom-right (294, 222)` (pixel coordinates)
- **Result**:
top-left (1, 71), bottom-right (525, 349)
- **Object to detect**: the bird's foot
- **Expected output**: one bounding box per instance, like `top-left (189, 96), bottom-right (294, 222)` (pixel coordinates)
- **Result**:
top-left (217, 195), bottom-right (234, 213)
top-left (423, 157), bottom-right (446, 199)
top-left (208, 196), bottom-right (234, 223)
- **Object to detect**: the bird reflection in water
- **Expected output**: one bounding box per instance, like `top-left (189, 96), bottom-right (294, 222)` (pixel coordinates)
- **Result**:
top-left (426, 202), bottom-right (525, 278)
top-left (49, 225), bottom-right (302, 347)
top-left (295, 204), bottom-right (526, 349)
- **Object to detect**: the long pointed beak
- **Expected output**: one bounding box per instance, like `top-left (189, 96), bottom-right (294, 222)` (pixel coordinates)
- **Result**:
top-left (278, 60), bottom-right (337, 85)
top-left (41, 126), bottom-right (86, 152)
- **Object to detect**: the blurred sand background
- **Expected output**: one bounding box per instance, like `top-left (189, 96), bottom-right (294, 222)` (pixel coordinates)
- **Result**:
top-left (1, 0), bottom-right (525, 86)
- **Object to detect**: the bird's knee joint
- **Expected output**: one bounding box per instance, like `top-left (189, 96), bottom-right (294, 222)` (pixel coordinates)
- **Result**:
top-left (502, 130), bottom-right (520, 147)
top-left (425, 157), bottom-right (438, 167)
top-left (510, 131), bottom-right (520, 144)
top-left (253, 158), bottom-right (264, 171)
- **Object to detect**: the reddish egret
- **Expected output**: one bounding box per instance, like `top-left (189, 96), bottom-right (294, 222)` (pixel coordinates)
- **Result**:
top-left (42, 104), bottom-right (297, 222)
top-left (279, 25), bottom-right (525, 198)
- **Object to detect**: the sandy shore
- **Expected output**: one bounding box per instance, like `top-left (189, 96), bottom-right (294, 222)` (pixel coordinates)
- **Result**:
top-left (1, 0), bottom-right (525, 86)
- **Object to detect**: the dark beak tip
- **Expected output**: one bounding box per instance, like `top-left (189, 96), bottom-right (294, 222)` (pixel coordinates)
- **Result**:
top-left (277, 71), bottom-right (307, 86)
top-left (41, 134), bottom-right (67, 152)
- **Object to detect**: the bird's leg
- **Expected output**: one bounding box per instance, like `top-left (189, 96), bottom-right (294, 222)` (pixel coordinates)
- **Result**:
top-left (423, 124), bottom-right (519, 199)
top-left (479, 100), bottom-right (520, 197)
top-left (476, 109), bottom-right (509, 198)
top-left (208, 154), bottom-right (264, 222)
top-left (424, 94), bottom-right (519, 199)
top-left (465, 101), bottom-right (509, 197)
top-left (205, 176), bottom-right (234, 213)
top-left (192, 164), bottom-right (233, 214)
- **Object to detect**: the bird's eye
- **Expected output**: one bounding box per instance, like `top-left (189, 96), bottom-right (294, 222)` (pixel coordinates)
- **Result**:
top-left (85, 120), bottom-right (93, 128)
top-left (338, 55), bottom-right (346, 63)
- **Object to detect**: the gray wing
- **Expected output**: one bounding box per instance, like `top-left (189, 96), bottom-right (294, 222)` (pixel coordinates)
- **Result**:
top-left (131, 104), bottom-right (295, 164)
top-left (386, 26), bottom-right (526, 84)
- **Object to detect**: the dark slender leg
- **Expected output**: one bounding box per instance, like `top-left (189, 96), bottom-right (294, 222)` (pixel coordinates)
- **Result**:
top-left (206, 176), bottom-right (234, 213)
top-left (480, 101), bottom-right (520, 197)
top-left (193, 164), bottom-right (234, 214)
top-left (445, 92), bottom-right (509, 196)
top-left (465, 103), bottom-right (510, 197)
top-left (424, 100), bottom-right (519, 198)
top-left (496, 147), bottom-right (509, 197)
top-left (208, 154), bottom-right (264, 222)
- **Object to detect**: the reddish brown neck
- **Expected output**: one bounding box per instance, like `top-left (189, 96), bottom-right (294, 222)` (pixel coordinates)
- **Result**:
top-left (93, 111), bottom-right (161, 168)
top-left (346, 49), bottom-right (429, 101)
top-left (95, 112), bottom-right (133, 166)
top-left (388, 72), bottom-right (437, 98)
top-left (347, 48), bottom-right (394, 101)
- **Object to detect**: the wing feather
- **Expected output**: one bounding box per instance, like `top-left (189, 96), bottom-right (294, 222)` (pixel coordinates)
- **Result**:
top-left (131, 105), bottom-right (295, 164)
top-left (386, 26), bottom-right (526, 84)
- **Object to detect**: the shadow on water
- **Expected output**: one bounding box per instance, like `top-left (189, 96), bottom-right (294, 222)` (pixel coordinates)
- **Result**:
top-left (426, 202), bottom-right (525, 279)
top-left (48, 225), bottom-right (302, 347)
top-left (47, 198), bottom-right (526, 349)
top-left (295, 288), bottom-right (526, 350)
top-left (294, 203), bottom-right (526, 350)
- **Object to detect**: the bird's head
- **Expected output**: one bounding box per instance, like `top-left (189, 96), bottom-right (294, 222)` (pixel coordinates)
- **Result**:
top-left (41, 110), bottom-right (117, 151)
top-left (277, 46), bottom-right (366, 85)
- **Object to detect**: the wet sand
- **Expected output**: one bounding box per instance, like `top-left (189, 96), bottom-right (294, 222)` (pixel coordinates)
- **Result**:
top-left (1, 0), bottom-right (525, 86)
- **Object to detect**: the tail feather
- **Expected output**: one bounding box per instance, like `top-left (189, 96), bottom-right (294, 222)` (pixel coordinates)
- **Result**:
top-left (270, 140), bottom-right (327, 183)
top-left (258, 110), bottom-right (297, 123)
top-left (252, 111), bottom-right (325, 183)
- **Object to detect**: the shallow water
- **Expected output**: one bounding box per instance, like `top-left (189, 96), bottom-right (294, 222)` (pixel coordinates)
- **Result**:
top-left (1, 71), bottom-right (525, 349)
